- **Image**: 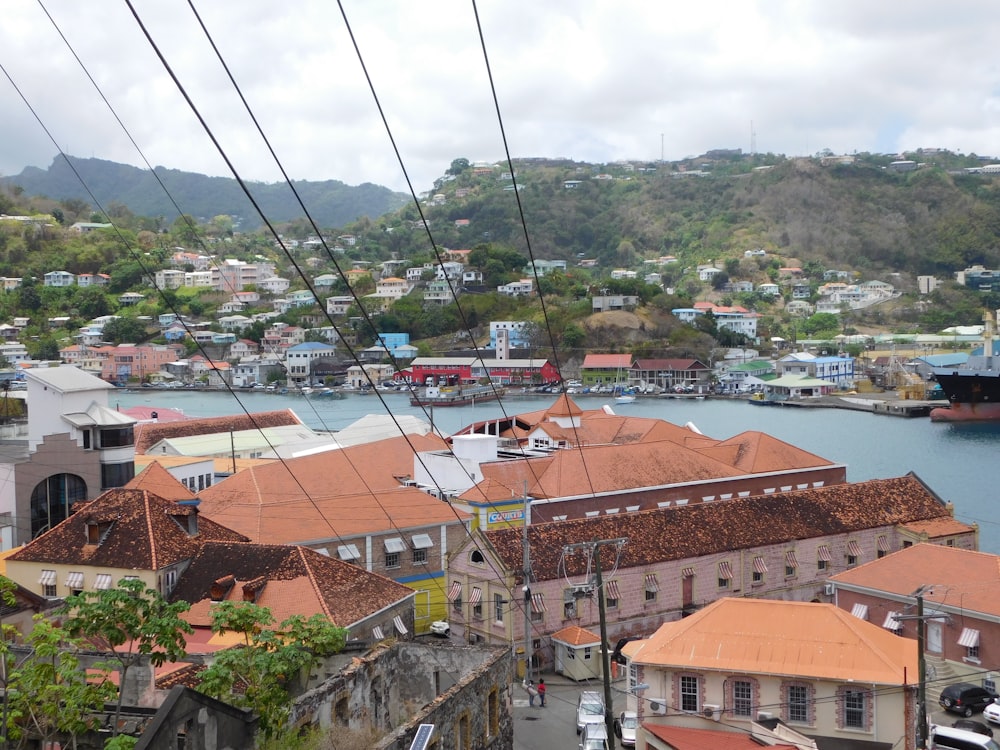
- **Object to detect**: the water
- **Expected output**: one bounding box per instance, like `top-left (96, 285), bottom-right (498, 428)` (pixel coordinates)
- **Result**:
top-left (113, 389), bottom-right (1000, 553)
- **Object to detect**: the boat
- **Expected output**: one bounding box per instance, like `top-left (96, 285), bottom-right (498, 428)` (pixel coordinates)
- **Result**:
top-left (931, 310), bottom-right (1000, 422)
top-left (410, 384), bottom-right (505, 407)
top-left (614, 392), bottom-right (636, 404)
top-left (747, 392), bottom-right (781, 406)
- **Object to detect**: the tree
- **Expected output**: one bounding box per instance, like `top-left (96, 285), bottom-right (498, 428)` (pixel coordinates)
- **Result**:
top-left (446, 158), bottom-right (470, 176)
top-left (197, 601), bottom-right (347, 739)
top-left (101, 317), bottom-right (148, 345)
top-left (61, 578), bottom-right (193, 737)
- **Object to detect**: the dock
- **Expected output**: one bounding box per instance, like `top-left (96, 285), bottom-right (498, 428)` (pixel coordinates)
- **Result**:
top-left (763, 394), bottom-right (936, 417)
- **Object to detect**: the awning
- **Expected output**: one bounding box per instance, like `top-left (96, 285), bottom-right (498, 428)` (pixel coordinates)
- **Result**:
top-left (817, 545), bottom-right (832, 562)
top-left (847, 540), bottom-right (863, 558)
top-left (718, 561), bottom-right (734, 580)
top-left (851, 603), bottom-right (869, 620)
top-left (469, 587), bottom-right (483, 605)
top-left (877, 535), bottom-right (891, 552)
top-left (393, 615), bottom-right (408, 635)
top-left (682, 567), bottom-right (695, 578)
top-left (883, 611), bottom-right (901, 630)
top-left (605, 580), bottom-right (621, 600)
top-left (531, 593), bottom-right (546, 613)
top-left (959, 628), bottom-right (981, 648)
top-left (337, 544), bottom-right (361, 561)
top-left (411, 533), bottom-right (434, 549)
top-left (785, 550), bottom-right (798, 567)
top-left (372, 626), bottom-right (385, 640)
top-left (644, 573), bottom-right (659, 592)
top-left (384, 537), bottom-right (405, 553)
top-left (65, 572), bottom-right (84, 588)
top-left (446, 581), bottom-right (463, 602)
top-left (94, 574), bottom-right (113, 590)
top-left (752, 557), bottom-right (768, 574)
top-left (38, 570), bottom-right (56, 585)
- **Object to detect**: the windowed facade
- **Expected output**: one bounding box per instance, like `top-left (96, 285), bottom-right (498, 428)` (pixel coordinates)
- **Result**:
top-left (732, 679), bottom-right (753, 718)
top-left (785, 683), bottom-right (812, 724)
top-left (30, 473), bottom-right (87, 539)
top-left (843, 689), bottom-right (866, 729)
top-left (679, 675), bottom-right (699, 712)
top-left (101, 461), bottom-right (135, 490)
top-left (98, 426), bottom-right (134, 449)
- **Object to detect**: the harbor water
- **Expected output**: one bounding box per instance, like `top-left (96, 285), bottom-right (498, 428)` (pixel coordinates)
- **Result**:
top-left (113, 389), bottom-right (1000, 554)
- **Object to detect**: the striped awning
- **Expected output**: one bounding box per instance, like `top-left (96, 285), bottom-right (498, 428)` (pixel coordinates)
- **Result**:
top-left (851, 603), bottom-right (869, 620)
top-left (785, 550), bottom-right (798, 567)
top-left (959, 628), bottom-right (981, 648)
top-left (605, 580), bottom-right (621, 600)
top-left (393, 615), bottom-right (408, 635)
top-left (752, 557), bottom-right (768, 574)
top-left (877, 535), bottom-right (891, 552)
top-left (65, 572), bottom-right (84, 588)
top-left (883, 611), bottom-right (901, 630)
top-left (718, 561), bottom-right (734, 580)
top-left (372, 626), bottom-right (385, 640)
top-left (847, 540), bottom-right (863, 557)
top-left (817, 545), bottom-right (832, 562)
top-left (531, 593), bottom-right (546, 613)
top-left (94, 574), bottom-right (113, 590)
top-left (38, 570), bottom-right (56, 585)
top-left (644, 573), bottom-right (659, 592)
top-left (446, 581), bottom-right (463, 602)
top-left (337, 544), bottom-right (361, 561)
top-left (682, 567), bottom-right (695, 578)
top-left (469, 587), bottom-right (483, 605)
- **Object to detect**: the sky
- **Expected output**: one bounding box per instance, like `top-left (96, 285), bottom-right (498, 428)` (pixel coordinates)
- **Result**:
top-left (1, 1), bottom-right (1000, 195)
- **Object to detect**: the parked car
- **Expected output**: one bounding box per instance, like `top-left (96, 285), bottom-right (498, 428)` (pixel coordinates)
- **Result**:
top-left (930, 723), bottom-right (1000, 749)
top-left (983, 699), bottom-right (1000, 726)
top-left (576, 691), bottom-right (605, 735)
top-left (429, 620), bottom-right (450, 637)
top-left (954, 719), bottom-right (995, 738)
top-left (614, 711), bottom-right (638, 747)
top-left (940, 683), bottom-right (1000, 717)
top-left (579, 722), bottom-right (609, 750)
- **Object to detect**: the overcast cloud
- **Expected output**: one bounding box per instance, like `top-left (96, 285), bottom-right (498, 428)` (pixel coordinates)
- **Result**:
top-left (2, 1), bottom-right (999, 195)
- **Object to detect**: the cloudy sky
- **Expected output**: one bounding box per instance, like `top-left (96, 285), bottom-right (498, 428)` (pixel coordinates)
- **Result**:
top-left (2, 1), bottom-right (999, 194)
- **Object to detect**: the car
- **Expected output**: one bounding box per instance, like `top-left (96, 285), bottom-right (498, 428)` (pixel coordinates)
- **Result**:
top-left (614, 711), bottom-right (638, 747)
top-left (579, 722), bottom-right (609, 750)
top-left (429, 620), bottom-right (450, 637)
top-left (983, 699), bottom-right (1000, 726)
top-left (954, 719), bottom-right (995, 738)
top-left (577, 691), bottom-right (605, 735)
top-left (940, 683), bottom-right (1000, 717)
top-left (930, 723), bottom-right (1000, 749)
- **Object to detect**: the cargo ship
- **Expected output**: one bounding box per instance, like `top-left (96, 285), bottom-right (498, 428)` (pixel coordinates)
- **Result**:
top-left (930, 310), bottom-right (1000, 422)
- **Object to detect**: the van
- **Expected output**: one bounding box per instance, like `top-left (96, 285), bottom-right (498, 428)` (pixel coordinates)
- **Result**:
top-left (930, 724), bottom-right (1000, 750)
top-left (579, 722), bottom-right (609, 750)
top-left (576, 691), bottom-right (605, 735)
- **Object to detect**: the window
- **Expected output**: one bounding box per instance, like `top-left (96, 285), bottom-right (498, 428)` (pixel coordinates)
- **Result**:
top-left (385, 552), bottom-right (400, 569)
top-left (494, 594), bottom-right (504, 623)
top-left (680, 675), bottom-right (699, 712)
top-left (470, 550), bottom-right (485, 565)
top-left (584, 647), bottom-right (592, 660)
top-left (86, 521), bottom-right (114, 545)
top-left (644, 573), bottom-right (658, 602)
top-left (473, 601), bottom-right (483, 620)
top-left (784, 550), bottom-right (797, 578)
top-left (605, 580), bottom-right (620, 610)
top-left (413, 548), bottom-right (427, 565)
top-left (101, 461), bottom-right (135, 489)
top-left (453, 596), bottom-right (463, 615)
top-left (39, 569), bottom-right (56, 598)
top-left (564, 600), bottom-right (576, 619)
top-left (843, 689), bottom-right (866, 729)
top-left (787, 684), bottom-right (809, 723)
top-left (969, 644), bottom-right (982, 660)
top-left (817, 558), bottom-right (828, 571)
top-left (82, 430), bottom-right (91, 449)
top-left (718, 561), bottom-right (733, 589)
top-left (487, 688), bottom-right (499, 738)
top-left (31, 473), bottom-right (87, 539)
top-left (817, 545), bottom-right (831, 571)
top-left (751, 556), bottom-right (767, 584)
top-left (98, 426), bottom-right (134, 448)
top-left (847, 553), bottom-right (857, 566)
top-left (733, 680), bottom-right (753, 718)
top-left (163, 569), bottom-right (177, 595)
top-left (567, 647), bottom-right (575, 660)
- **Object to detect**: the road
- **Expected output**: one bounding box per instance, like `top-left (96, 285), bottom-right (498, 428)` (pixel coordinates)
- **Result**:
top-left (513, 675), bottom-right (631, 750)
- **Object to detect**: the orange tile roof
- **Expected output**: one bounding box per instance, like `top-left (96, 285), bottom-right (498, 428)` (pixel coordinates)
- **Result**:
top-left (644, 724), bottom-right (797, 750)
top-left (484, 475), bottom-right (953, 580)
top-left (581, 353), bottom-right (633, 369)
top-left (550, 625), bottom-right (601, 646)
top-left (625, 598), bottom-right (917, 685)
top-left (901, 516), bottom-right (975, 538)
top-left (830, 543), bottom-right (1000, 615)
top-left (134, 409), bottom-right (302, 453)
top-left (126, 461), bottom-right (197, 501)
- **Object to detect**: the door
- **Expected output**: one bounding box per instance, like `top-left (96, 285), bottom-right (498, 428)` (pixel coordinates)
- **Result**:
top-left (682, 572), bottom-right (694, 612)
top-left (928, 621), bottom-right (943, 654)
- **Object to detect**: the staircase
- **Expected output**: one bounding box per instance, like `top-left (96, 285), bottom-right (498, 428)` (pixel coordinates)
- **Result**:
top-left (925, 654), bottom-right (959, 688)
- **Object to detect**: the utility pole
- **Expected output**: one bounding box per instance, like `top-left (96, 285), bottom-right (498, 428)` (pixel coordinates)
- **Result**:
top-left (564, 538), bottom-right (628, 750)
top-left (916, 589), bottom-right (928, 750)
top-left (522, 481), bottom-right (532, 685)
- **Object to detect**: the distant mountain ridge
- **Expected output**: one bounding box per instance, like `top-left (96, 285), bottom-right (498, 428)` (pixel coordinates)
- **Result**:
top-left (1, 156), bottom-right (408, 228)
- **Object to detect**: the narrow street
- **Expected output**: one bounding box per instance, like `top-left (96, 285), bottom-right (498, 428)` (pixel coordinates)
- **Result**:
top-left (513, 674), bottom-right (629, 750)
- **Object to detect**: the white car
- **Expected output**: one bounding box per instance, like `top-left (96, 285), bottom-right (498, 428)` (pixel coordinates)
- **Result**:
top-left (616, 711), bottom-right (638, 747)
top-left (983, 699), bottom-right (1000, 725)
top-left (429, 620), bottom-right (450, 636)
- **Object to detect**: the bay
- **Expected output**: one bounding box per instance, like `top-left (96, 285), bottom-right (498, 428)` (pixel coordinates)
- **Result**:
top-left (112, 389), bottom-right (1000, 554)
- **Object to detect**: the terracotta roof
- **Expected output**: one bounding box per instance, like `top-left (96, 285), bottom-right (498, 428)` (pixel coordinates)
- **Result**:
top-left (483, 475), bottom-right (952, 580)
top-left (125, 461), bottom-right (197, 502)
top-left (643, 724), bottom-right (797, 750)
top-left (8, 488), bottom-right (248, 569)
top-left (625, 598), bottom-right (917, 685)
top-left (198, 433), bottom-right (448, 516)
top-left (830, 543), bottom-right (1000, 615)
top-left (900, 516), bottom-right (974, 539)
top-left (198, 486), bottom-right (470, 545)
top-left (550, 624), bottom-right (601, 646)
top-left (172, 542), bottom-right (414, 628)
top-left (706, 431), bottom-right (832, 473)
top-left (581, 353), bottom-right (633, 369)
top-left (134, 409), bottom-right (303, 453)
top-left (120, 406), bottom-right (189, 424)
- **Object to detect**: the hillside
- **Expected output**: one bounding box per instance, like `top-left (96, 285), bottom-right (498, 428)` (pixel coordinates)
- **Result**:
top-left (1, 156), bottom-right (408, 229)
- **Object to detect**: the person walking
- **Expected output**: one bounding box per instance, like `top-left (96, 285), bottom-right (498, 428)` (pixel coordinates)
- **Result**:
top-left (524, 679), bottom-right (537, 707)
top-left (537, 678), bottom-right (546, 707)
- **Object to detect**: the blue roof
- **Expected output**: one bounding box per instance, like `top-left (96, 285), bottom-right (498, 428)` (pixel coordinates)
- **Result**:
top-left (920, 353), bottom-right (968, 367)
top-left (287, 342), bottom-right (334, 351)
top-left (971, 341), bottom-right (1000, 357)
